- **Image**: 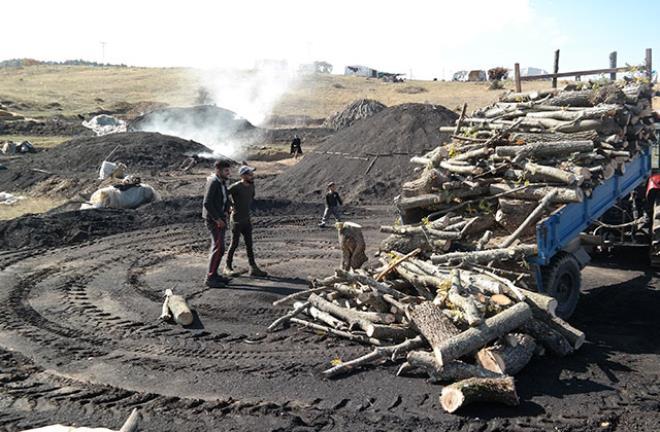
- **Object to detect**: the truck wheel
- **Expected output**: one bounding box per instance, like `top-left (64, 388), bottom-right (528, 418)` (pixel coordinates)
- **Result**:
top-left (541, 253), bottom-right (581, 319)
top-left (650, 192), bottom-right (660, 267)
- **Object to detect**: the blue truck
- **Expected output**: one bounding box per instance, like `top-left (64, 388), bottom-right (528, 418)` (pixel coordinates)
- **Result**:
top-left (530, 136), bottom-right (657, 318)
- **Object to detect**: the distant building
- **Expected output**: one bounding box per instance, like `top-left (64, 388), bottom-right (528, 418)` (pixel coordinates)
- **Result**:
top-left (344, 65), bottom-right (378, 78)
top-left (452, 70), bottom-right (487, 82)
top-left (299, 61), bottom-right (333, 74)
top-left (519, 67), bottom-right (548, 77)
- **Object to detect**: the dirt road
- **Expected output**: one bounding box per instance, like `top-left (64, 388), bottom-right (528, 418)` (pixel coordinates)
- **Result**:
top-left (0, 204), bottom-right (658, 432)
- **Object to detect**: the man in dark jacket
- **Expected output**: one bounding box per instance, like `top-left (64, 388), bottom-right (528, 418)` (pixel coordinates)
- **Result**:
top-left (225, 165), bottom-right (267, 277)
top-left (318, 182), bottom-right (342, 227)
top-left (290, 134), bottom-right (302, 159)
top-left (203, 159), bottom-right (232, 288)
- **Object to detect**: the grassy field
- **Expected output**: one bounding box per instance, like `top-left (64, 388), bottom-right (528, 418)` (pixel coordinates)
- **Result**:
top-left (0, 135), bottom-right (70, 148)
top-left (0, 66), bottom-right (198, 118)
top-left (0, 196), bottom-right (65, 220)
top-left (0, 65), bottom-right (565, 121)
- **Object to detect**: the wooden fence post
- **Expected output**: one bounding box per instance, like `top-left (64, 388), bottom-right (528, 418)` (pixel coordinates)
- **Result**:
top-left (646, 48), bottom-right (653, 81)
top-left (609, 51), bottom-right (617, 81)
top-left (552, 50), bottom-right (560, 88)
top-left (514, 63), bottom-right (521, 92)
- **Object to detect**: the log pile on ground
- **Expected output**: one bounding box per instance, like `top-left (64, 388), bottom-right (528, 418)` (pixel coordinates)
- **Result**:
top-left (322, 99), bottom-right (386, 130)
top-left (269, 81), bottom-right (653, 413)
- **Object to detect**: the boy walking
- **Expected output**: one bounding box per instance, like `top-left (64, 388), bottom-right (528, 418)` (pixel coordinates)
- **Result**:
top-left (319, 182), bottom-right (342, 227)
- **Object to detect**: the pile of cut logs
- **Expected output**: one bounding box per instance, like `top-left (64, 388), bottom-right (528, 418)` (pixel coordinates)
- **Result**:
top-left (268, 82), bottom-right (654, 413)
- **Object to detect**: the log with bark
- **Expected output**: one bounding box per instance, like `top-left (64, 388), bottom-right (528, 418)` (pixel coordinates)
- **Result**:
top-left (163, 289), bottom-right (193, 326)
top-left (475, 333), bottom-right (536, 375)
top-left (440, 376), bottom-right (519, 413)
top-left (432, 302), bottom-right (533, 367)
top-left (403, 351), bottom-right (502, 382)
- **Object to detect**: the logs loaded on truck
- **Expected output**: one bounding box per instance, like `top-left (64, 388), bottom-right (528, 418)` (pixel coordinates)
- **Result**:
top-left (269, 81), bottom-right (656, 413)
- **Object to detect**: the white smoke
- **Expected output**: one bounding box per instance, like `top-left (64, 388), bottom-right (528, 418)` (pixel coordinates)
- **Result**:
top-left (196, 61), bottom-right (298, 126)
top-left (134, 62), bottom-right (300, 158)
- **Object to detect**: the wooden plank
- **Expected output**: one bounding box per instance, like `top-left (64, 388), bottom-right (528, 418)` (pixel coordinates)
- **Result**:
top-left (514, 63), bottom-right (521, 92)
top-left (552, 49), bottom-right (560, 89)
top-left (520, 66), bottom-right (642, 81)
top-left (609, 51), bottom-right (617, 81)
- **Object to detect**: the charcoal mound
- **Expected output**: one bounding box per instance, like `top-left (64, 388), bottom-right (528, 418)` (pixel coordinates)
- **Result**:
top-left (263, 103), bottom-right (458, 203)
top-left (130, 105), bottom-right (256, 137)
top-left (0, 197), bottom-right (323, 249)
top-left (45, 132), bottom-right (211, 172)
top-left (0, 132), bottom-right (212, 193)
top-left (322, 98), bottom-right (386, 130)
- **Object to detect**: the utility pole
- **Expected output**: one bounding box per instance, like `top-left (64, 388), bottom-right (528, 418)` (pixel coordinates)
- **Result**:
top-left (100, 41), bottom-right (106, 64)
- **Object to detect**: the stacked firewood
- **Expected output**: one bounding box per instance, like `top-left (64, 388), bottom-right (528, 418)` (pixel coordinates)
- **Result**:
top-left (269, 255), bottom-right (584, 412)
top-left (268, 82), bottom-right (653, 413)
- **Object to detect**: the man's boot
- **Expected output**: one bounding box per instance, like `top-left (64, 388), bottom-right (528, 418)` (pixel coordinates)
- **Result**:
top-left (205, 274), bottom-right (226, 288)
top-left (249, 264), bottom-right (268, 277)
top-left (223, 262), bottom-right (242, 277)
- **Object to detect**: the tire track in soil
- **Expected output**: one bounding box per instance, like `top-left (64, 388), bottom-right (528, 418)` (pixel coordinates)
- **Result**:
top-left (0, 213), bottom-right (410, 431)
top-left (2, 209), bottom-right (657, 431)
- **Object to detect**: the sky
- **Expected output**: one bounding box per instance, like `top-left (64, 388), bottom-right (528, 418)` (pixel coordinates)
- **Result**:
top-left (1, 0), bottom-right (658, 80)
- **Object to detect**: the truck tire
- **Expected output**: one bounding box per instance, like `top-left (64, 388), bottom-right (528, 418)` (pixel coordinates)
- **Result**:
top-left (650, 192), bottom-right (660, 267)
top-left (541, 253), bottom-right (581, 319)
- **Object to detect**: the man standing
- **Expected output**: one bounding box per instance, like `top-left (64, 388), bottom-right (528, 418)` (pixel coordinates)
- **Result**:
top-left (319, 182), bottom-right (342, 227)
top-left (290, 134), bottom-right (302, 159)
top-left (202, 160), bottom-right (232, 288)
top-left (225, 165), bottom-right (268, 277)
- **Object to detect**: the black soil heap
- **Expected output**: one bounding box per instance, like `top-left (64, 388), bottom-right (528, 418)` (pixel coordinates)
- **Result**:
top-left (0, 132), bottom-right (212, 192)
top-left (130, 105), bottom-right (256, 138)
top-left (263, 103), bottom-right (458, 203)
top-left (322, 98), bottom-right (387, 130)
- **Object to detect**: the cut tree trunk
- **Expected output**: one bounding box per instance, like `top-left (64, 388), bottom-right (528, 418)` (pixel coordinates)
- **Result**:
top-left (489, 183), bottom-right (584, 203)
top-left (538, 313), bottom-right (586, 350)
top-left (523, 162), bottom-right (578, 185)
top-left (404, 351), bottom-right (501, 382)
top-left (440, 376), bottom-right (519, 413)
top-left (475, 333), bottom-right (536, 375)
top-left (402, 168), bottom-right (448, 197)
top-left (519, 319), bottom-right (573, 356)
top-left (409, 301), bottom-right (460, 354)
top-left (164, 289), bottom-right (193, 326)
top-left (431, 244), bottom-right (537, 266)
top-left (495, 140), bottom-right (594, 159)
top-left (510, 130), bottom-right (599, 144)
top-left (432, 302), bottom-right (533, 367)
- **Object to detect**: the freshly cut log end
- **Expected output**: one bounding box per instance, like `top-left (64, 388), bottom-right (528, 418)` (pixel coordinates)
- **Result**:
top-left (439, 376), bottom-right (519, 413)
top-left (166, 292), bottom-right (194, 326)
top-left (476, 334), bottom-right (536, 375)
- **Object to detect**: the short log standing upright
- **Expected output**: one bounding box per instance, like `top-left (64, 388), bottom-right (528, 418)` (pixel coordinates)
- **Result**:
top-left (202, 160), bottom-right (232, 288)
